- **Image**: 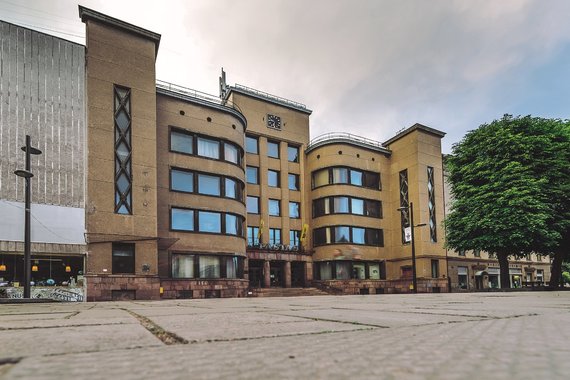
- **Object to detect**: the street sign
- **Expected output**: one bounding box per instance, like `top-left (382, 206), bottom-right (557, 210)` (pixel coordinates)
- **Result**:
top-left (404, 226), bottom-right (412, 243)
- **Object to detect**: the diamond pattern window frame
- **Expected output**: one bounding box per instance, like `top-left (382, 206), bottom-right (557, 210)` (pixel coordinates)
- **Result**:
top-left (399, 169), bottom-right (410, 244)
top-left (114, 85), bottom-right (133, 215)
top-left (427, 166), bottom-right (437, 242)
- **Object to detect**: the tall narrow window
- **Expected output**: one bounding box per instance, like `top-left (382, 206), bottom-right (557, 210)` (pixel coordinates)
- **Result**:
top-left (114, 85), bottom-right (132, 215)
top-left (399, 169), bottom-right (409, 244)
top-left (427, 166), bottom-right (437, 242)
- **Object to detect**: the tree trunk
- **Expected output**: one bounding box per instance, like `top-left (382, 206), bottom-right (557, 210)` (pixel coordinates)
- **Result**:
top-left (549, 249), bottom-right (564, 289)
top-left (498, 253), bottom-right (510, 289)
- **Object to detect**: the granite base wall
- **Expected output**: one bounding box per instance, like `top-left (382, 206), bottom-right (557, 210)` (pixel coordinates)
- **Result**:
top-left (86, 275), bottom-right (161, 301)
top-left (315, 278), bottom-right (449, 295)
top-left (160, 279), bottom-right (249, 299)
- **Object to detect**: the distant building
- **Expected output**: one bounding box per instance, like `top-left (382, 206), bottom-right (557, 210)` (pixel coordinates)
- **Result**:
top-left (1, 6), bottom-right (453, 300)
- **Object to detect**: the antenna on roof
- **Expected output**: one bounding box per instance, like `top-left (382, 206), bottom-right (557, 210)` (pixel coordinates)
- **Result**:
top-left (219, 67), bottom-right (228, 99)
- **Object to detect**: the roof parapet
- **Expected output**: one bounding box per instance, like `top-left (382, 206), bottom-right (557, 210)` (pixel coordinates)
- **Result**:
top-left (306, 132), bottom-right (391, 155)
top-left (383, 123), bottom-right (446, 146)
top-left (78, 5), bottom-right (161, 57)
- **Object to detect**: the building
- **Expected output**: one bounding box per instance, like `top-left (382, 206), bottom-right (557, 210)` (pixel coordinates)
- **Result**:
top-left (1, 6), bottom-right (452, 301)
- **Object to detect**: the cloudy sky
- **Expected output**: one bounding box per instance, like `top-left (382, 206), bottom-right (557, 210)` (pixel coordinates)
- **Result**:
top-left (2, 0), bottom-right (569, 152)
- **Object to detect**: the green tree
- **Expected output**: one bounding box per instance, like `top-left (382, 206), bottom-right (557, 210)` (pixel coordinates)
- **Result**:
top-left (446, 115), bottom-right (570, 289)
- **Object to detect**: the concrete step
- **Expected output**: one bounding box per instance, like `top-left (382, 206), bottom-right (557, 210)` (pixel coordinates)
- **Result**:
top-left (249, 287), bottom-right (331, 297)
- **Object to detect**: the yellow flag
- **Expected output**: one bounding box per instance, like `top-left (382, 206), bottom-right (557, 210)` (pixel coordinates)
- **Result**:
top-left (257, 219), bottom-right (264, 241)
top-left (300, 223), bottom-right (309, 243)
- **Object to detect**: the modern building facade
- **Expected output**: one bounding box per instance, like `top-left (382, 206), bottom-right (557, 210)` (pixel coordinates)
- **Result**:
top-left (7, 5), bottom-right (546, 301)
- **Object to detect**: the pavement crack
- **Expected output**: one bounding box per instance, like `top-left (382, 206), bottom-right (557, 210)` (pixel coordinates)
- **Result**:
top-left (0, 322), bottom-right (130, 331)
top-left (64, 311), bottom-right (81, 319)
top-left (269, 313), bottom-right (390, 328)
top-left (122, 309), bottom-right (188, 345)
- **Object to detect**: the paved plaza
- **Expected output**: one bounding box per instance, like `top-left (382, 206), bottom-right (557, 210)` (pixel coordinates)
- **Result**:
top-left (1, 292), bottom-right (569, 379)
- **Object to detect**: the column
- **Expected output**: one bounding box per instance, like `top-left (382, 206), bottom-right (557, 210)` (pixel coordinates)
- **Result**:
top-left (264, 260), bottom-right (271, 288)
top-left (284, 261), bottom-right (291, 288)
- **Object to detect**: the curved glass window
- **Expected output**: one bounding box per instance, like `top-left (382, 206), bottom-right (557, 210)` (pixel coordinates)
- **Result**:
top-left (313, 196), bottom-right (382, 218)
top-left (312, 167), bottom-right (381, 190)
top-left (172, 255), bottom-right (244, 279)
top-left (314, 261), bottom-right (386, 280)
top-left (170, 168), bottom-right (244, 202)
top-left (313, 226), bottom-right (384, 247)
top-left (198, 211), bottom-right (221, 233)
top-left (170, 128), bottom-right (243, 166)
top-left (170, 207), bottom-right (244, 237)
top-left (171, 208), bottom-right (194, 231)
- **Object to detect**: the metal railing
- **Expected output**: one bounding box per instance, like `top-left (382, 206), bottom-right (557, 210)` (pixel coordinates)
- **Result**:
top-left (308, 132), bottom-right (386, 150)
top-left (234, 83), bottom-right (307, 110)
top-left (156, 80), bottom-right (242, 112)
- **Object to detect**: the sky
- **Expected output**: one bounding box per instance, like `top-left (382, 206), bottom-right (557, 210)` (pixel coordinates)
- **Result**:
top-left (1, 0), bottom-right (569, 153)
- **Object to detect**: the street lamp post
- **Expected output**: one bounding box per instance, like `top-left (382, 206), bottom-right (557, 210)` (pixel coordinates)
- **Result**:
top-left (398, 202), bottom-right (426, 294)
top-left (14, 135), bottom-right (42, 299)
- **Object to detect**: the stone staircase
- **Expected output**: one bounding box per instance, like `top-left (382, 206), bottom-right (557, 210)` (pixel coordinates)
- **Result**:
top-left (248, 287), bottom-right (331, 297)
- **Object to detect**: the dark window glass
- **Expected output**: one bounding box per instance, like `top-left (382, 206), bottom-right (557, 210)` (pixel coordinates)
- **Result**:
top-left (197, 137), bottom-right (220, 159)
top-left (112, 243), bottom-right (135, 274)
top-left (198, 174), bottom-right (220, 196)
top-left (171, 208), bottom-right (194, 231)
top-left (268, 170), bottom-right (280, 187)
top-left (427, 166), bottom-right (437, 242)
top-left (431, 259), bottom-right (439, 278)
top-left (336, 262), bottom-right (350, 280)
top-left (269, 228), bottom-right (281, 245)
top-left (114, 86), bottom-right (132, 215)
top-left (290, 230), bottom-right (300, 246)
top-left (314, 228), bottom-right (327, 245)
top-left (313, 198), bottom-right (326, 218)
top-left (365, 172), bottom-right (380, 189)
top-left (246, 166), bottom-right (259, 184)
top-left (170, 131), bottom-right (193, 154)
top-left (287, 145), bottom-right (299, 162)
top-left (247, 226), bottom-right (260, 246)
top-left (172, 254), bottom-right (194, 278)
top-left (226, 214), bottom-right (238, 235)
top-left (267, 141), bottom-right (279, 158)
top-left (332, 168), bottom-right (349, 184)
top-left (333, 197), bottom-right (349, 213)
top-left (224, 143), bottom-right (239, 164)
top-left (289, 202), bottom-right (300, 218)
top-left (365, 200), bottom-right (382, 218)
top-left (318, 262), bottom-right (333, 280)
top-left (334, 226), bottom-right (350, 243)
top-left (312, 169), bottom-right (329, 188)
top-left (246, 135), bottom-right (258, 154)
top-left (198, 211), bottom-right (221, 233)
top-left (171, 170), bottom-right (193, 192)
top-left (269, 199), bottom-right (280, 216)
top-left (350, 170), bottom-right (363, 186)
top-left (352, 227), bottom-right (365, 244)
top-left (247, 196), bottom-right (259, 214)
top-left (288, 173), bottom-right (300, 191)
top-left (365, 228), bottom-right (383, 246)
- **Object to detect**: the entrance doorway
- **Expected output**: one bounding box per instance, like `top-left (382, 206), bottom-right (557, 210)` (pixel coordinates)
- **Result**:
top-left (249, 260), bottom-right (264, 288)
top-left (270, 262), bottom-right (284, 287)
top-left (291, 261), bottom-right (305, 287)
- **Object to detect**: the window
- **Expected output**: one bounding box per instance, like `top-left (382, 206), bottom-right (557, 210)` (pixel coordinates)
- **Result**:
top-left (170, 129), bottom-right (243, 166)
top-left (112, 243), bottom-right (135, 274)
top-left (319, 262), bottom-right (333, 280)
top-left (171, 208), bottom-right (194, 231)
top-left (312, 167), bottom-right (381, 190)
top-left (335, 262), bottom-right (350, 280)
top-left (269, 199), bottom-right (280, 216)
top-left (246, 166), bottom-right (259, 184)
top-left (474, 250), bottom-right (481, 257)
top-left (458, 266), bottom-right (468, 289)
top-left (288, 173), bottom-right (300, 191)
top-left (170, 131), bottom-right (193, 154)
top-left (198, 211), bottom-right (221, 233)
top-left (246, 135), bottom-right (258, 154)
top-left (171, 170), bottom-right (193, 193)
top-left (247, 226), bottom-right (260, 246)
top-left (197, 137), bottom-right (220, 159)
top-left (290, 230), bottom-right (301, 247)
top-left (199, 256), bottom-right (220, 278)
top-left (334, 226), bottom-right (350, 243)
top-left (353, 262), bottom-right (366, 279)
top-left (170, 168), bottom-right (242, 201)
top-left (114, 85), bottom-right (132, 215)
top-left (267, 141), bottom-right (279, 158)
top-left (427, 166), bottom-right (437, 242)
top-left (431, 260), bottom-right (439, 278)
top-left (399, 169), bottom-right (410, 244)
top-left (247, 196), bottom-right (259, 214)
top-left (313, 226), bottom-right (384, 247)
top-left (172, 254), bottom-right (194, 278)
top-left (225, 214), bottom-right (239, 236)
top-left (536, 269), bottom-right (544, 283)
top-left (289, 201), bottom-right (300, 218)
top-left (312, 196), bottom-right (382, 218)
top-left (224, 142), bottom-right (239, 164)
top-left (198, 174), bottom-right (220, 196)
top-left (369, 263), bottom-right (380, 280)
top-left (269, 228), bottom-right (281, 245)
top-left (268, 170), bottom-right (280, 187)
top-left (458, 250), bottom-right (466, 257)
top-left (287, 145), bottom-right (299, 162)
top-left (333, 197), bottom-right (349, 213)
top-left (226, 257), bottom-right (240, 279)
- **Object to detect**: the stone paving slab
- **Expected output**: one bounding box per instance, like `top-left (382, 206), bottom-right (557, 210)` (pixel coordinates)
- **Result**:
top-left (1, 292), bottom-right (569, 379)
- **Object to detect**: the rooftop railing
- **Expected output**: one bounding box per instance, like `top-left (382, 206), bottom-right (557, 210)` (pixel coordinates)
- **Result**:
top-left (233, 83), bottom-right (308, 111)
top-left (156, 80), bottom-right (242, 113)
top-left (308, 132), bottom-right (387, 151)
